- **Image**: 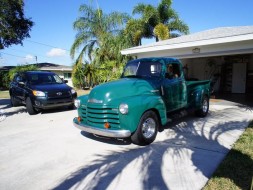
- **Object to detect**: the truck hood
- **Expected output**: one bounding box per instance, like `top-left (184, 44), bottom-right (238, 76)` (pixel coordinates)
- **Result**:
top-left (88, 78), bottom-right (159, 104)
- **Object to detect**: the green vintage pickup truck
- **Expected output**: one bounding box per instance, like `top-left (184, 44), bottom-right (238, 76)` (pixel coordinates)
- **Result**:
top-left (73, 57), bottom-right (210, 145)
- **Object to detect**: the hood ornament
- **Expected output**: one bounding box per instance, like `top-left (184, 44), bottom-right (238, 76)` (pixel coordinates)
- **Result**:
top-left (88, 98), bottom-right (103, 104)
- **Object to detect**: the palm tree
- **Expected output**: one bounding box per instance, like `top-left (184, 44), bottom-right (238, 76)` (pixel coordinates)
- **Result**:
top-left (127, 0), bottom-right (189, 44)
top-left (70, 4), bottom-right (130, 64)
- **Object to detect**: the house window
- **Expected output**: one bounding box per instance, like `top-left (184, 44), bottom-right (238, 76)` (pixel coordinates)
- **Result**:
top-left (64, 73), bottom-right (71, 79)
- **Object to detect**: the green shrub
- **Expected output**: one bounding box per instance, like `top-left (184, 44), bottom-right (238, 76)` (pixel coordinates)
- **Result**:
top-left (8, 64), bottom-right (38, 81)
top-left (0, 71), bottom-right (10, 89)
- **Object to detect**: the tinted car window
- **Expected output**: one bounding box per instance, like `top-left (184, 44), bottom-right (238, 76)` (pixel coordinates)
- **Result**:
top-left (27, 73), bottom-right (63, 85)
top-left (15, 75), bottom-right (25, 82)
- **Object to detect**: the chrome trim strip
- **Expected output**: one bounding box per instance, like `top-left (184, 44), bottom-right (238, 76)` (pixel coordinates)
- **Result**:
top-left (73, 118), bottom-right (131, 138)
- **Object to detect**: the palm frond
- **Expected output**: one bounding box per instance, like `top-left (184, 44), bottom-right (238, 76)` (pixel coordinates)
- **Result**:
top-left (168, 19), bottom-right (189, 34)
top-left (132, 3), bottom-right (147, 15)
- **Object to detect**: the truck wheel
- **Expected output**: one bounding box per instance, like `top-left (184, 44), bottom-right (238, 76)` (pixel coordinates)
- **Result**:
top-left (195, 95), bottom-right (209, 117)
top-left (26, 97), bottom-right (38, 115)
top-left (131, 110), bottom-right (158, 146)
top-left (10, 95), bottom-right (19, 107)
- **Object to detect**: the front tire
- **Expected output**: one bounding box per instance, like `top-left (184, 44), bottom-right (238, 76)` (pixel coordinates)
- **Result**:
top-left (195, 95), bottom-right (209, 117)
top-left (131, 110), bottom-right (159, 146)
top-left (26, 97), bottom-right (38, 115)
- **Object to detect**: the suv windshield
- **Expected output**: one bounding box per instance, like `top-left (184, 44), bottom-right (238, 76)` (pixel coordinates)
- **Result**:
top-left (27, 73), bottom-right (63, 85)
top-left (122, 61), bottom-right (162, 78)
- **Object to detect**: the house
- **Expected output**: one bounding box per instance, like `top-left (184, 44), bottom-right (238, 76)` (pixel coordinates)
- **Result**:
top-left (121, 26), bottom-right (253, 94)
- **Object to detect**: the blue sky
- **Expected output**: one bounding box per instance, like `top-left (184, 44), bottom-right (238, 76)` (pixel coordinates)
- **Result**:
top-left (1, 0), bottom-right (253, 66)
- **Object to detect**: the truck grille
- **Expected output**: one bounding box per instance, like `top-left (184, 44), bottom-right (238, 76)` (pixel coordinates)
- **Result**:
top-left (80, 104), bottom-right (120, 129)
top-left (47, 90), bottom-right (71, 99)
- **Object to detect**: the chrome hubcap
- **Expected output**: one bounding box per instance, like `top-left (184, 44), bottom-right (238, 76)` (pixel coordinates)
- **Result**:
top-left (202, 99), bottom-right (208, 113)
top-left (142, 118), bottom-right (156, 139)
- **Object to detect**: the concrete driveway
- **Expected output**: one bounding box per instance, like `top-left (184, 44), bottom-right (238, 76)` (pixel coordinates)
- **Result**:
top-left (0, 98), bottom-right (252, 190)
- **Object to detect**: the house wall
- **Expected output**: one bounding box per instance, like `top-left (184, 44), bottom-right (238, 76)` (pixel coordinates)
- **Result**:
top-left (181, 57), bottom-right (223, 80)
top-left (181, 54), bottom-right (253, 93)
top-left (181, 57), bottom-right (223, 92)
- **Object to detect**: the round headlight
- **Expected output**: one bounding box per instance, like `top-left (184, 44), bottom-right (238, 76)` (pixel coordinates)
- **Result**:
top-left (74, 99), bottom-right (81, 108)
top-left (119, 103), bottom-right (128, 114)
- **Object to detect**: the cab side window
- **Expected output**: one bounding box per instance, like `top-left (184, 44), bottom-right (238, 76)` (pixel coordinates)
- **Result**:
top-left (165, 63), bottom-right (181, 79)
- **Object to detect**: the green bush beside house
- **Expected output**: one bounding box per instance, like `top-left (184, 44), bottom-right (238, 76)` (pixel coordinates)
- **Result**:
top-left (0, 65), bottom-right (38, 90)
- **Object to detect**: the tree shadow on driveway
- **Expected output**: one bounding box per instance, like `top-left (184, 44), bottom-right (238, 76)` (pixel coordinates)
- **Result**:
top-left (52, 106), bottom-right (253, 190)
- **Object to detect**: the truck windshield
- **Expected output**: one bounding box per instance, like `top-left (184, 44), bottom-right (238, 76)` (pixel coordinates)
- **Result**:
top-left (28, 73), bottom-right (63, 85)
top-left (122, 61), bottom-right (162, 78)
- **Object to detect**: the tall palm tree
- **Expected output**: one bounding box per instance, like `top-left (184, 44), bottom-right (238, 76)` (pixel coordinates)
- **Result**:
top-left (128, 0), bottom-right (189, 44)
top-left (70, 4), bottom-right (130, 63)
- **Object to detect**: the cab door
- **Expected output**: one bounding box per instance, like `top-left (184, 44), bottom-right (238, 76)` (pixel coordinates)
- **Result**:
top-left (162, 63), bottom-right (187, 112)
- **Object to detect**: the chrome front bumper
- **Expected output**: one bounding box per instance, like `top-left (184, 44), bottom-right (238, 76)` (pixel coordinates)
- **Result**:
top-left (73, 117), bottom-right (131, 138)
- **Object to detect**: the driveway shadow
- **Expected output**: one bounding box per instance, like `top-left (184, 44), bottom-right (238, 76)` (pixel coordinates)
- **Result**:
top-left (52, 106), bottom-right (253, 190)
top-left (40, 107), bottom-right (76, 115)
top-left (0, 99), bottom-right (11, 109)
top-left (0, 99), bottom-right (27, 118)
top-left (81, 131), bottom-right (132, 145)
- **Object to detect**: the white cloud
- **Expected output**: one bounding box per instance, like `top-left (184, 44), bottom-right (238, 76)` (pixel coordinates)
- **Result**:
top-left (46, 48), bottom-right (67, 57)
top-left (25, 54), bottom-right (34, 61)
top-left (16, 54), bottom-right (35, 64)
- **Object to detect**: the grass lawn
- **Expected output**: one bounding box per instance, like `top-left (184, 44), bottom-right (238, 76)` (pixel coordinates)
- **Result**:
top-left (0, 90), bottom-right (10, 99)
top-left (204, 121), bottom-right (253, 190)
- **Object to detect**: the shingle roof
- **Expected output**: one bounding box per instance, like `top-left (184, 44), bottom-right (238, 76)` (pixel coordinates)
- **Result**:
top-left (121, 26), bottom-right (253, 54)
top-left (0, 63), bottom-right (72, 71)
top-left (0, 66), bottom-right (15, 71)
top-left (36, 63), bottom-right (72, 71)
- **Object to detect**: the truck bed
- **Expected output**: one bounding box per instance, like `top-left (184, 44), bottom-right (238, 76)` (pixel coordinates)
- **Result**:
top-left (186, 80), bottom-right (210, 108)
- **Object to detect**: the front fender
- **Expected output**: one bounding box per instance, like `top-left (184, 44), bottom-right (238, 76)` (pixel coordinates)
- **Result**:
top-left (118, 95), bottom-right (167, 133)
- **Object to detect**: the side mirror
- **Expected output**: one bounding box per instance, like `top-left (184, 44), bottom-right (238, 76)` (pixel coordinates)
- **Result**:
top-left (18, 81), bottom-right (25, 85)
top-left (64, 80), bottom-right (68, 83)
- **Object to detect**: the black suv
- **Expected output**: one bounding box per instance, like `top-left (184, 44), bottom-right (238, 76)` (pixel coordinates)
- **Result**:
top-left (9, 71), bottom-right (77, 115)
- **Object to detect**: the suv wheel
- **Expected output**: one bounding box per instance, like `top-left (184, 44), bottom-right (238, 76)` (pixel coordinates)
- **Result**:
top-left (26, 97), bottom-right (38, 115)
